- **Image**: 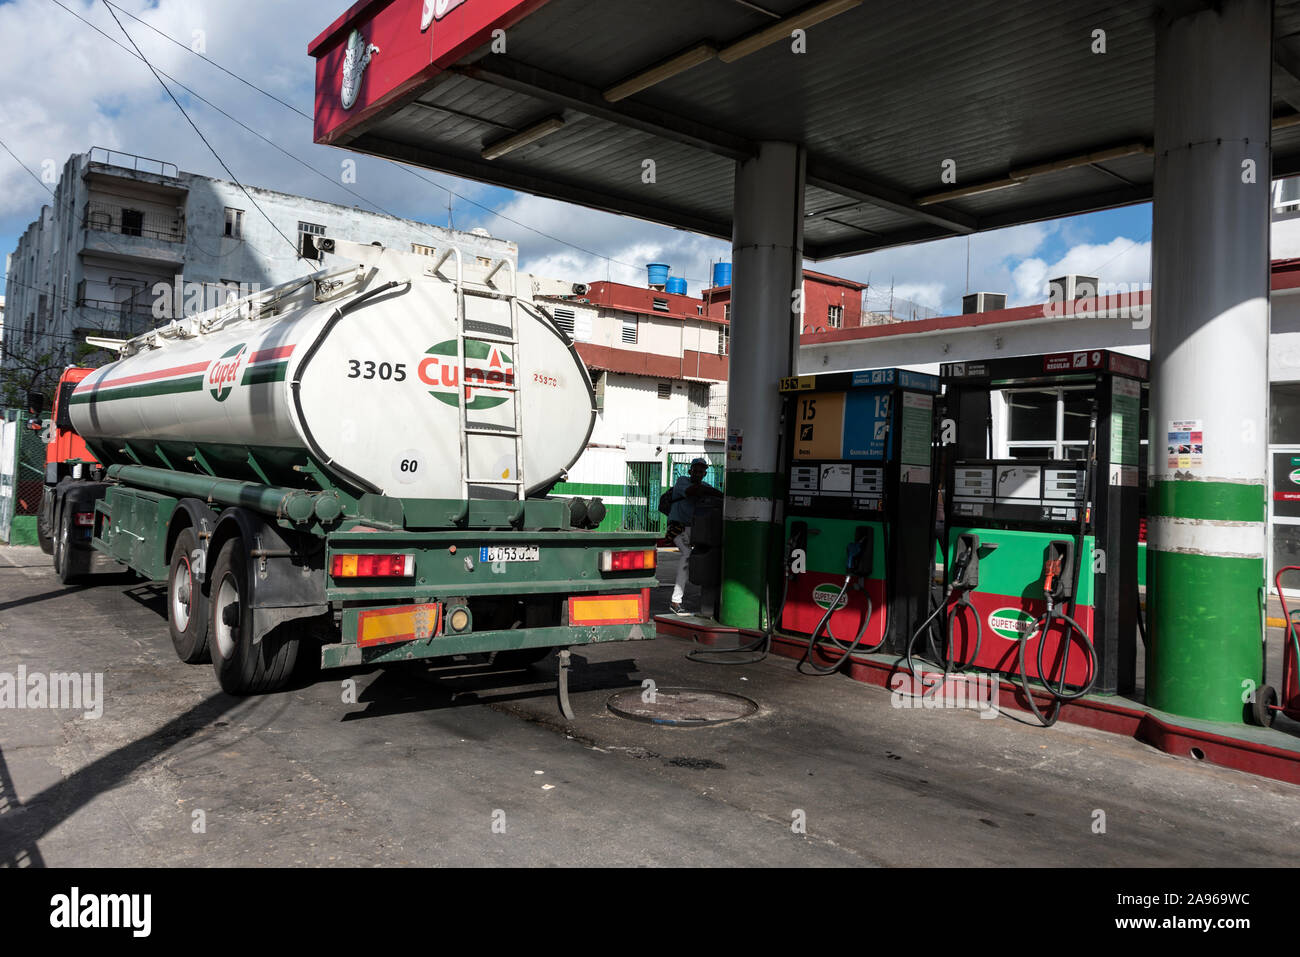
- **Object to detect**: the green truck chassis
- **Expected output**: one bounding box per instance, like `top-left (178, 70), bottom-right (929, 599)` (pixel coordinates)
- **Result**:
top-left (51, 463), bottom-right (657, 712)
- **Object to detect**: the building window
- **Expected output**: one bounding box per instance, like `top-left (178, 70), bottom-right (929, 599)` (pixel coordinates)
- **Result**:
top-left (622, 314), bottom-right (638, 344)
top-left (719, 324), bottom-right (729, 357)
top-left (724, 304), bottom-right (732, 322)
top-left (652, 298), bottom-right (669, 312)
top-left (225, 208), bottom-right (244, 239)
top-left (594, 370), bottom-right (606, 414)
top-left (828, 304), bottom-right (843, 328)
top-left (1001, 386), bottom-right (1092, 460)
top-left (657, 382), bottom-right (672, 400)
top-left (552, 306), bottom-right (576, 336)
top-left (299, 221), bottom-right (326, 261)
top-left (476, 256), bottom-right (492, 267)
top-left (120, 208), bottom-right (144, 237)
top-left (411, 243), bottom-right (436, 256)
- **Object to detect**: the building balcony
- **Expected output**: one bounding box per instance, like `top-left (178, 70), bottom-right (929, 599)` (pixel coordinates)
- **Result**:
top-left (81, 202), bottom-right (186, 266)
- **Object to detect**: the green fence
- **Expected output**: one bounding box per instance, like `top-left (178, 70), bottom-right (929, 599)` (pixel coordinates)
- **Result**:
top-left (0, 410), bottom-right (44, 545)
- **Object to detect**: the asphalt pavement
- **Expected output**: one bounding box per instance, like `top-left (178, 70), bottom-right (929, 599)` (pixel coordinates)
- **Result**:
top-left (0, 544), bottom-right (1296, 867)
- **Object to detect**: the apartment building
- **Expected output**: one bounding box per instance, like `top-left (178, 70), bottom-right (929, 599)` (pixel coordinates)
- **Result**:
top-left (2, 147), bottom-right (513, 389)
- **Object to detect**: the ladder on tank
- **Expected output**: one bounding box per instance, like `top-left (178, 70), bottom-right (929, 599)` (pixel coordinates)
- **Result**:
top-left (451, 251), bottom-right (526, 501)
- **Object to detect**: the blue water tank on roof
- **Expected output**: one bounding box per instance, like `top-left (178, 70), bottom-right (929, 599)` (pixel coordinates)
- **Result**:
top-left (712, 262), bottom-right (732, 288)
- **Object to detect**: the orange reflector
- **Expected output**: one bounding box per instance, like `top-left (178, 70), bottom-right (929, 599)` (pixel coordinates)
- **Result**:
top-left (331, 553), bottom-right (414, 578)
top-left (356, 603), bottom-right (442, 647)
top-left (568, 589), bottom-right (650, 626)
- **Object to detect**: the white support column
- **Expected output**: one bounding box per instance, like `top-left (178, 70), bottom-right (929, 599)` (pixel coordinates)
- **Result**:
top-left (1147, 0), bottom-right (1272, 722)
top-left (720, 142), bottom-right (805, 629)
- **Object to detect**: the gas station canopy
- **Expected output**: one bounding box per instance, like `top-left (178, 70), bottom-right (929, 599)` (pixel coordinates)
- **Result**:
top-left (311, 0), bottom-right (1300, 259)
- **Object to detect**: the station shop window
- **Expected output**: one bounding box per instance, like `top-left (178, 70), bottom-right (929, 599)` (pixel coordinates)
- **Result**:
top-left (1271, 381), bottom-right (1300, 444)
top-left (999, 386), bottom-right (1091, 459)
top-left (657, 382), bottom-right (672, 400)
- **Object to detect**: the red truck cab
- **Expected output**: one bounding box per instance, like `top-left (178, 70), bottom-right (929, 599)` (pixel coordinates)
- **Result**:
top-left (33, 367), bottom-right (102, 559)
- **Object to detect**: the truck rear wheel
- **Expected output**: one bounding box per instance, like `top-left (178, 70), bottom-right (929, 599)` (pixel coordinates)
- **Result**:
top-left (53, 507), bottom-right (86, 585)
top-left (168, 528), bottom-right (210, 664)
top-left (208, 537), bottom-right (300, 694)
top-left (37, 510), bottom-right (53, 554)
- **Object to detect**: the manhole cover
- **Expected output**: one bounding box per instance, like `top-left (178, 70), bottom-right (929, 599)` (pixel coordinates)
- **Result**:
top-left (606, 688), bottom-right (759, 726)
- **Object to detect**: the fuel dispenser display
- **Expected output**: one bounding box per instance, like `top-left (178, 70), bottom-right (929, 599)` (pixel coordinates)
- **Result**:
top-left (778, 368), bottom-right (939, 666)
top-left (933, 351), bottom-right (1146, 720)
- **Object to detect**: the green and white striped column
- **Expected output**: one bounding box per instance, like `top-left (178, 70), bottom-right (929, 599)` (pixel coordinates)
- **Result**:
top-left (721, 143), bottom-right (805, 630)
top-left (1147, 0), bottom-right (1270, 723)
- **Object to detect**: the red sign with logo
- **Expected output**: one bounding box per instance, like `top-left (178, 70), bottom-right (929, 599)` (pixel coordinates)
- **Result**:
top-left (310, 0), bottom-right (552, 144)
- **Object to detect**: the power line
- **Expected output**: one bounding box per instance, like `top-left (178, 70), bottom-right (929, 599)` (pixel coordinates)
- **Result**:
top-left (45, 0), bottom-right (408, 240)
top-left (103, 0), bottom-right (313, 122)
top-left (0, 136), bottom-right (56, 197)
top-left (85, 0), bottom-right (715, 285)
top-left (47, 0), bottom-right (568, 270)
top-left (99, 0), bottom-right (306, 268)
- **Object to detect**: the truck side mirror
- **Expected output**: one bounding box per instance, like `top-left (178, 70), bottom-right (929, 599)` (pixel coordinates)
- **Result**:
top-left (27, 391), bottom-right (46, 415)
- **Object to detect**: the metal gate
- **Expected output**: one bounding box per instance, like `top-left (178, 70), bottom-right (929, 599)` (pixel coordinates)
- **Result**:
top-left (667, 452), bottom-right (726, 493)
top-left (623, 461), bottom-right (663, 532)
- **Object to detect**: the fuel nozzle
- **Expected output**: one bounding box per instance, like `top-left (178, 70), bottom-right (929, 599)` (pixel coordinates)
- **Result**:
top-left (1042, 540), bottom-right (1075, 607)
top-left (846, 526), bottom-right (873, 578)
top-left (787, 521), bottom-right (808, 574)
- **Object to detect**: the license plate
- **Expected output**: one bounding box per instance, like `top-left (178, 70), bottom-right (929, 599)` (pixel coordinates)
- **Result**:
top-left (480, 545), bottom-right (540, 562)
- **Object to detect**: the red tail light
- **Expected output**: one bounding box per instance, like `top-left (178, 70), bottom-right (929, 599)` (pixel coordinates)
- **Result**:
top-left (75, 512), bottom-right (94, 527)
top-left (600, 549), bottom-right (656, 572)
top-left (331, 553), bottom-right (415, 578)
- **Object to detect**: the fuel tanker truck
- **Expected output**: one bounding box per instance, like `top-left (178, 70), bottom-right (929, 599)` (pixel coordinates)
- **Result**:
top-left (43, 238), bottom-right (657, 711)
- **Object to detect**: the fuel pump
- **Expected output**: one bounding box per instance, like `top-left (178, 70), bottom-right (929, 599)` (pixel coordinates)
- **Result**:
top-left (776, 368), bottom-right (939, 670)
top-left (932, 351), bottom-right (1145, 719)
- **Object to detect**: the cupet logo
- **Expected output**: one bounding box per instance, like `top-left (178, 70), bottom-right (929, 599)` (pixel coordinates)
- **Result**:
top-left (988, 607), bottom-right (1036, 640)
top-left (1289, 468), bottom-right (1300, 486)
top-left (207, 344), bottom-right (247, 402)
top-left (811, 584), bottom-right (849, 611)
top-left (418, 339), bottom-right (514, 410)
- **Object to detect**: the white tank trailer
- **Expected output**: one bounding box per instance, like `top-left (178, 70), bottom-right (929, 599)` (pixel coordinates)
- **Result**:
top-left (70, 239), bottom-right (595, 499)
top-left (45, 239), bottom-right (658, 703)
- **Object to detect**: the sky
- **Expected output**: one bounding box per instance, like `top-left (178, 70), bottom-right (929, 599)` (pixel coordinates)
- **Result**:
top-left (0, 0), bottom-right (1155, 317)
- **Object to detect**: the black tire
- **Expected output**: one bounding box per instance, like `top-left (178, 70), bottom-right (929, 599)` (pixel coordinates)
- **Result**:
top-left (53, 507), bottom-right (86, 585)
top-left (37, 516), bottom-right (53, 554)
top-left (37, 501), bottom-right (53, 554)
top-left (207, 537), bottom-right (300, 694)
top-left (167, 528), bottom-right (210, 664)
top-left (1252, 684), bottom-right (1278, 728)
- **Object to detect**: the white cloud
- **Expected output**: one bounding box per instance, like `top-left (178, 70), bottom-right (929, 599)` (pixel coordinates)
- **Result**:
top-left (1009, 237), bottom-right (1152, 304)
top-left (483, 193), bottom-right (730, 292)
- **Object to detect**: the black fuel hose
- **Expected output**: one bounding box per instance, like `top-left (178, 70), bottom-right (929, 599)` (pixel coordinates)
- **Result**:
top-left (796, 574), bottom-right (875, 675)
top-left (685, 569), bottom-right (779, 666)
top-left (903, 584), bottom-right (983, 699)
top-left (1017, 600), bottom-right (1097, 728)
